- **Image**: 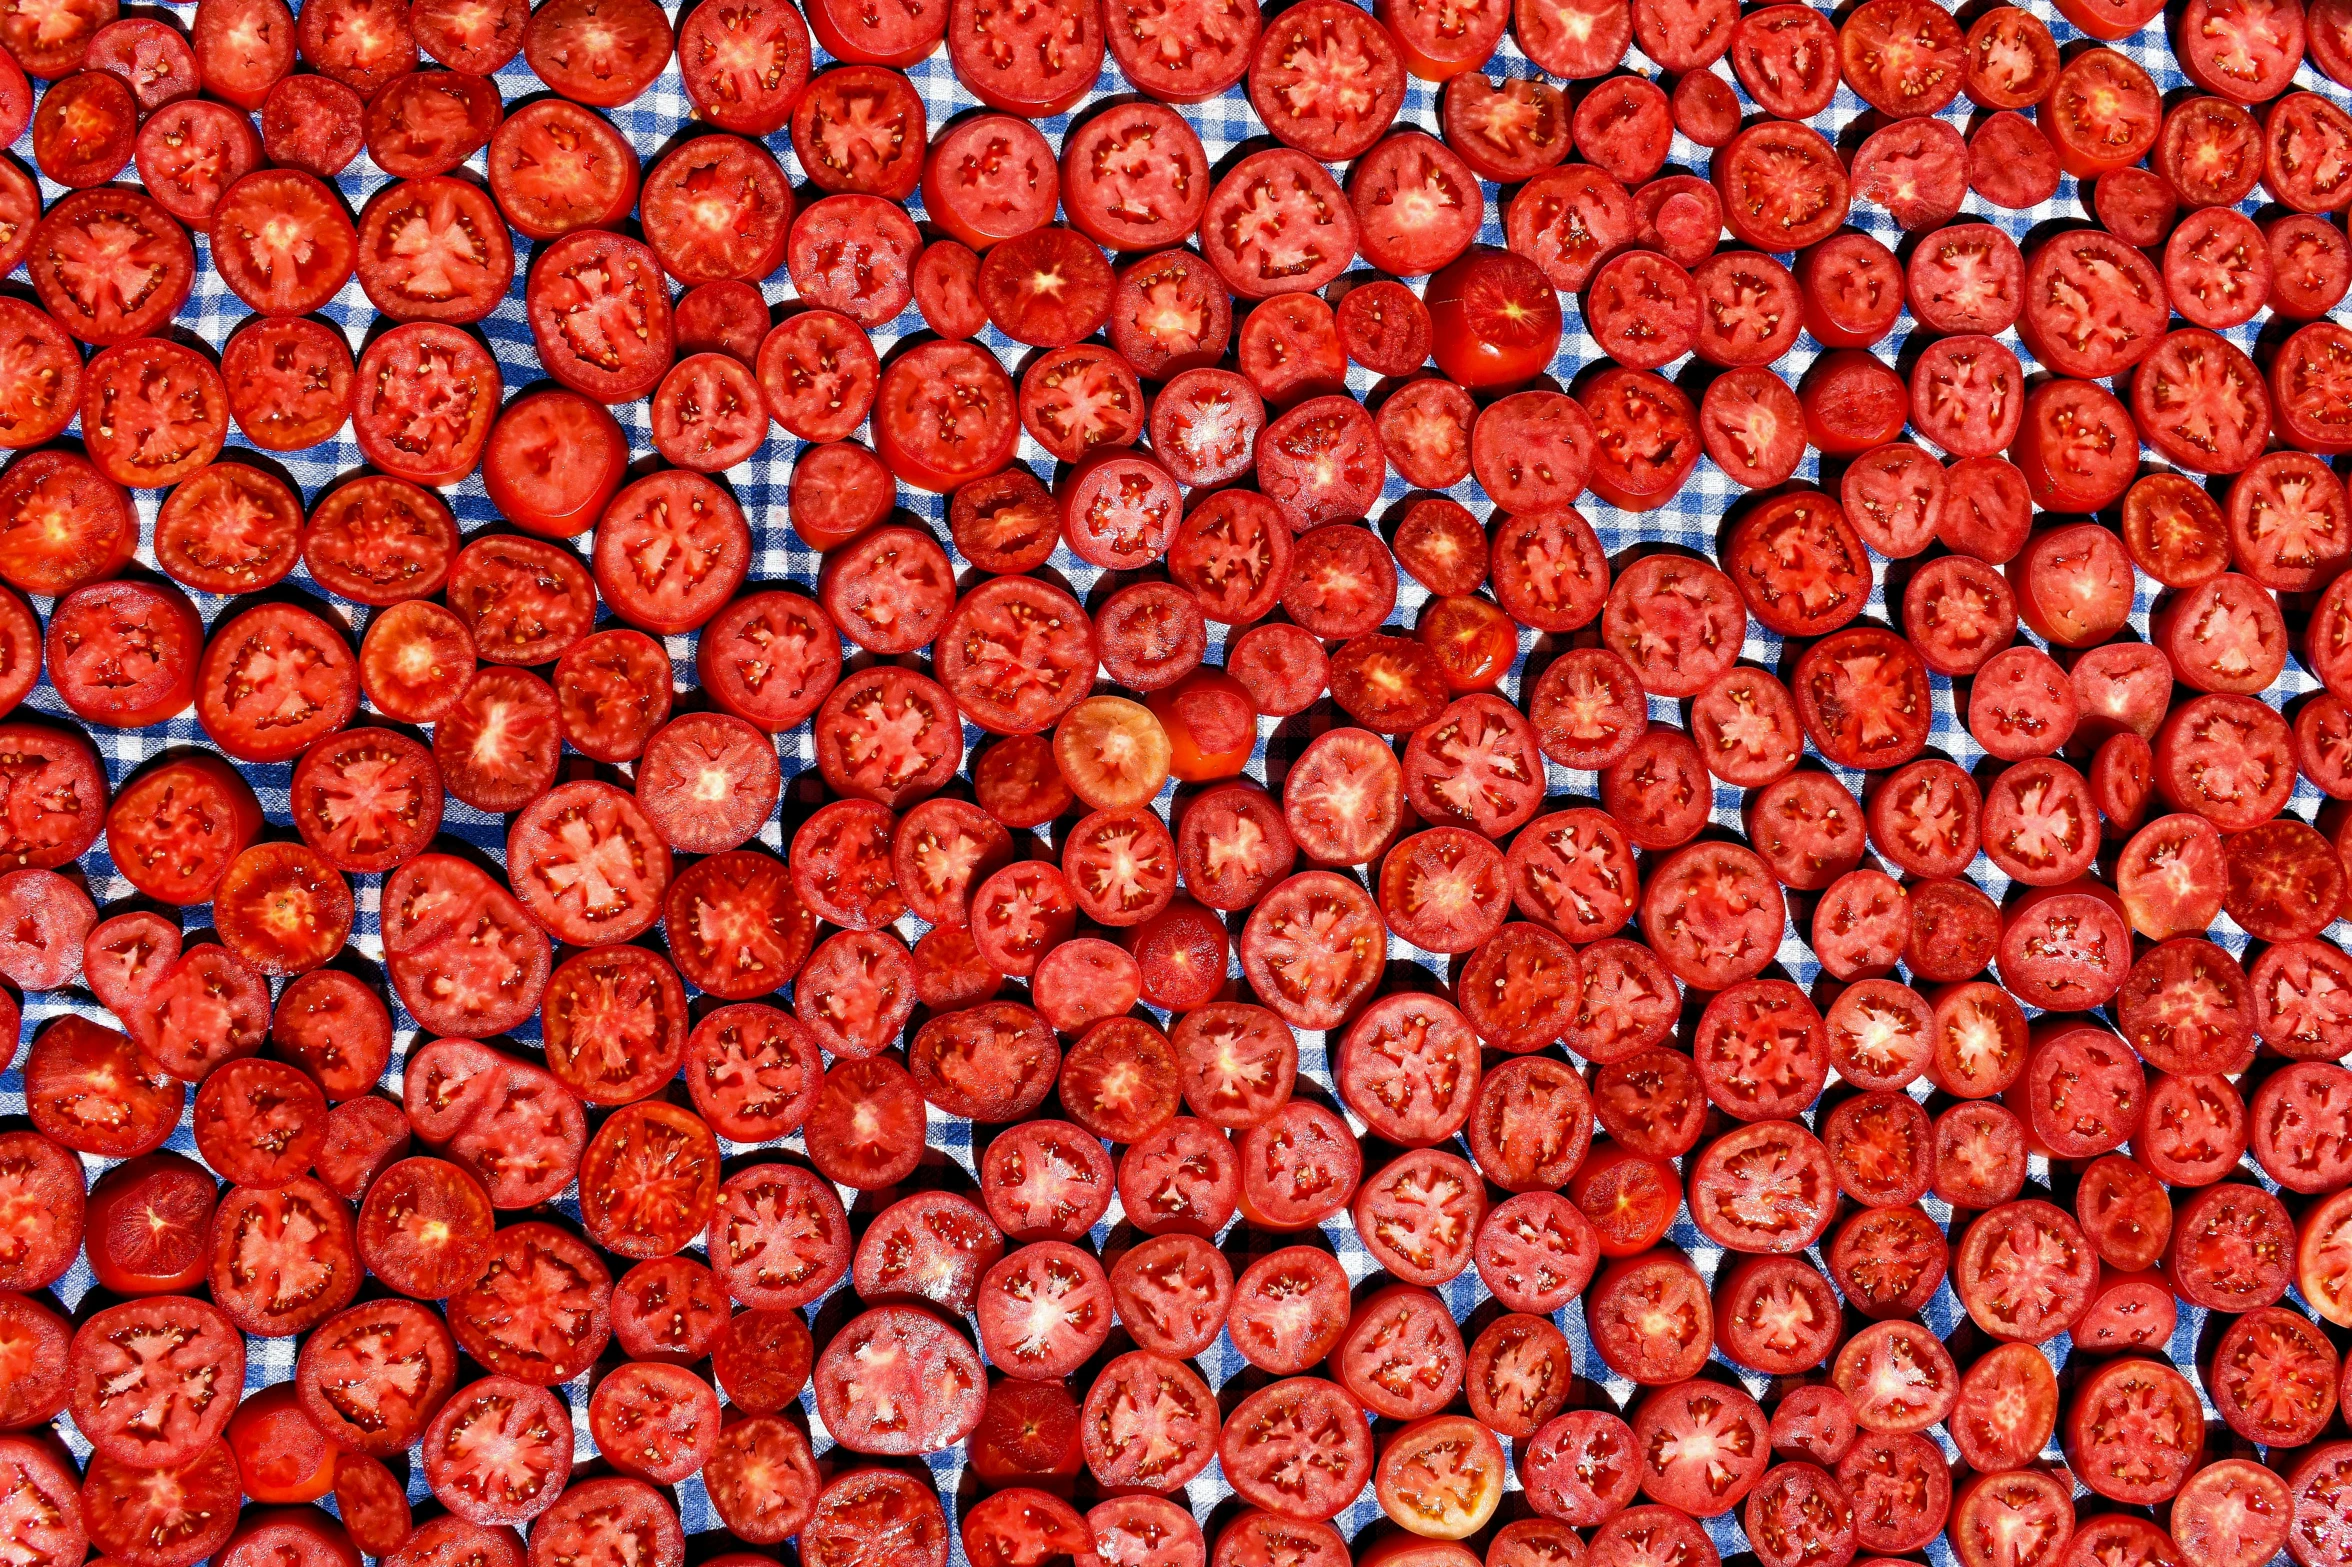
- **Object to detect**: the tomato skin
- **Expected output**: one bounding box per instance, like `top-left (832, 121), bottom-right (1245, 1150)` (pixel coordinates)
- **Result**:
top-left (1146, 670), bottom-right (1255, 783)
top-left (1797, 233), bottom-right (1901, 350)
top-left (1798, 350), bottom-right (1908, 457)
top-left (1426, 248), bottom-right (1563, 388)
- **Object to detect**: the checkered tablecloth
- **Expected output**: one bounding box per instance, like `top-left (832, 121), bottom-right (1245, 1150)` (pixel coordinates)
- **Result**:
top-left (1, 1), bottom-right (2345, 1562)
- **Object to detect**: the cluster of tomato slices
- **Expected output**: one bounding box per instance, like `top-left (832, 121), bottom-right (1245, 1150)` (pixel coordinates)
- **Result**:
top-left (6, 0), bottom-right (2352, 1561)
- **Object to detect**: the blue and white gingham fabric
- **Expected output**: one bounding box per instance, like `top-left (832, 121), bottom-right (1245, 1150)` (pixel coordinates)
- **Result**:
top-left (1, 1), bottom-right (2346, 1563)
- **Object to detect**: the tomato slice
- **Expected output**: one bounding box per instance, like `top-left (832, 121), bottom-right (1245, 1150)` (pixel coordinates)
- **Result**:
top-left (0, 297), bottom-right (77, 458)
top-left (2273, 320), bottom-right (2352, 456)
top-left (1109, 249), bottom-right (1233, 375)
top-left (2133, 327), bottom-right (2272, 476)
top-left (1020, 344), bottom-right (1146, 468)
top-left (219, 317), bottom-right (354, 455)
top-left (1788, 252), bottom-right (1895, 381)
top-left (445, 534), bottom-right (595, 667)
top-left (626, 353), bottom-right (755, 477)
top-left (2018, 228), bottom-right (2167, 380)
top-left (2270, 211), bottom-right (2352, 320)
top-left (212, 843), bottom-right (356, 977)
top-left (751, 308), bottom-right (877, 446)
top-left (590, 470), bottom-right (752, 634)
top-left (788, 192), bottom-right (920, 327)
top-left (677, 0), bottom-right (809, 130)
top-left (350, 323), bottom-right (500, 488)
top-left (0, 926), bottom-right (69, 1048)
top-left (787, 440), bottom-right (893, 551)
top-left (260, 73), bottom-right (365, 178)
top-left (642, 132), bottom-right (793, 283)
top-left (151, 462), bottom-right (298, 596)
top-left (573, 1101), bottom-right (721, 1263)
top-left (30, 67), bottom-right (134, 189)
top-left (2173, 0), bottom-right (2304, 103)
top-left (382, 855), bottom-right (553, 1040)
top-left (196, 603), bottom-right (359, 764)
top-left (526, 229), bottom-right (677, 402)
top-left (299, 478), bottom-right (449, 615)
top-left (1958, 2), bottom-right (2055, 106)
top-left (486, 99), bottom-right (641, 239)
top-left (868, 340), bottom-right (1019, 492)
top-left (554, 628), bottom-right (672, 764)
top-left (356, 175), bottom-right (514, 325)
top-left (354, 603), bottom-right (470, 731)
top-left (41, 578), bottom-right (198, 731)
top-left (1150, 367), bottom-right (1265, 489)
top-left (28, 189), bottom-right (191, 345)
top-left (2040, 46), bottom-right (2160, 177)
top-left (506, 780), bottom-right (671, 947)
top-left (1200, 148), bottom-right (1359, 300)
top-left (662, 849), bottom-right (816, 1000)
top-left (410, 0), bottom-right (523, 68)
top-left (522, 0), bottom-right (672, 104)
top-left (693, 589), bottom-right (841, 734)
top-left (364, 68), bottom-right (500, 179)
top-left (584, 1362), bottom-right (721, 1489)
top-left (2155, 96), bottom-right (2261, 210)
